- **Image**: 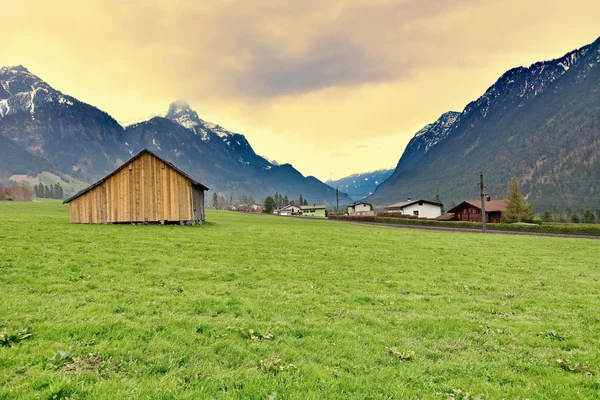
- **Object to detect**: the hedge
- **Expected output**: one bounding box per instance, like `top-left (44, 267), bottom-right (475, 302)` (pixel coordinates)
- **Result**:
top-left (328, 215), bottom-right (377, 222)
top-left (375, 217), bottom-right (600, 236)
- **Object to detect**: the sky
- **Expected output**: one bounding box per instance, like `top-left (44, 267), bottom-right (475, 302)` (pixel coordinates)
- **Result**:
top-left (1, 0), bottom-right (599, 180)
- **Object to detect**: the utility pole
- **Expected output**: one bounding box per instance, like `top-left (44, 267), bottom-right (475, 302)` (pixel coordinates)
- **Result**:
top-left (479, 172), bottom-right (486, 232)
top-left (336, 188), bottom-right (339, 214)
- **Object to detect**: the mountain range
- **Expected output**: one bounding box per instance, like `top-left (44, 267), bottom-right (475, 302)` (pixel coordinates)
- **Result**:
top-left (368, 36), bottom-right (600, 212)
top-left (0, 67), bottom-right (349, 206)
top-left (326, 169), bottom-right (394, 201)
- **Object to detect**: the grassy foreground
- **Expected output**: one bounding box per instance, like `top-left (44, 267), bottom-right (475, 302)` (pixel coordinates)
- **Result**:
top-left (1, 201), bottom-right (599, 399)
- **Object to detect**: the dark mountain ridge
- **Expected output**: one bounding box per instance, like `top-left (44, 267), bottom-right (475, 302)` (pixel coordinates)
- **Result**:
top-left (368, 36), bottom-right (600, 212)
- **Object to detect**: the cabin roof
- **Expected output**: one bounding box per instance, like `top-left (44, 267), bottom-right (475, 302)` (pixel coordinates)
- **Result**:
top-left (385, 199), bottom-right (443, 209)
top-left (447, 200), bottom-right (508, 213)
top-left (63, 148), bottom-right (209, 204)
top-left (435, 212), bottom-right (456, 221)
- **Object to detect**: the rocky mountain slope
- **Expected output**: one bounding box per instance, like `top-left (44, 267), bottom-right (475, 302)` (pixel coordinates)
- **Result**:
top-left (368, 36), bottom-right (600, 212)
top-left (124, 101), bottom-right (350, 204)
top-left (0, 68), bottom-right (348, 205)
top-left (0, 66), bottom-right (129, 181)
top-left (326, 169), bottom-right (394, 201)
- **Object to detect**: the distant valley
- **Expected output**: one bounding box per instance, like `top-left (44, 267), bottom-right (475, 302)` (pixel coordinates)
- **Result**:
top-left (326, 169), bottom-right (394, 201)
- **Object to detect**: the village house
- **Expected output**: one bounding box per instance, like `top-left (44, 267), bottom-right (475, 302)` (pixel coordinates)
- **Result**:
top-left (250, 203), bottom-right (263, 213)
top-left (446, 199), bottom-right (507, 223)
top-left (347, 201), bottom-right (374, 216)
top-left (385, 198), bottom-right (443, 219)
top-left (63, 149), bottom-right (208, 224)
top-left (301, 204), bottom-right (327, 218)
top-left (279, 204), bottom-right (302, 216)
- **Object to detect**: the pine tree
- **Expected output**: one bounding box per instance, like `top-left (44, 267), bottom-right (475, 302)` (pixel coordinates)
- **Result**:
top-left (299, 194), bottom-right (304, 206)
top-left (434, 191), bottom-right (445, 213)
top-left (283, 195), bottom-right (289, 206)
top-left (303, 199), bottom-right (308, 206)
top-left (54, 183), bottom-right (63, 199)
top-left (582, 210), bottom-right (596, 224)
top-left (44, 185), bottom-right (51, 199)
top-left (502, 177), bottom-right (534, 223)
top-left (212, 192), bottom-right (218, 209)
top-left (273, 192), bottom-right (279, 208)
top-left (541, 210), bottom-right (553, 223)
top-left (571, 213), bottom-right (580, 223)
top-left (263, 196), bottom-right (276, 214)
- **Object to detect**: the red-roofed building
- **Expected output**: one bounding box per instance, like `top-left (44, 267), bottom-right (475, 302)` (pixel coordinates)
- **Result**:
top-left (446, 199), bottom-right (508, 223)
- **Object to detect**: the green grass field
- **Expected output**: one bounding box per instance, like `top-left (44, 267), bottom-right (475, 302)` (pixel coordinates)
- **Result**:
top-left (1, 201), bottom-right (599, 399)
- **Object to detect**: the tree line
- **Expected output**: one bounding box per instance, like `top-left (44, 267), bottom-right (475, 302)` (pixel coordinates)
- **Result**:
top-left (34, 182), bottom-right (65, 199)
top-left (264, 192), bottom-right (309, 214)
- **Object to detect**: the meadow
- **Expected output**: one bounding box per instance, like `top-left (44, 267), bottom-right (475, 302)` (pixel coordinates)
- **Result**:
top-left (1, 200), bottom-right (599, 399)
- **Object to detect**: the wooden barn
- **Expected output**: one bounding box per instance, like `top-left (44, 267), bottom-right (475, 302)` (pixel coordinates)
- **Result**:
top-left (63, 149), bottom-right (208, 224)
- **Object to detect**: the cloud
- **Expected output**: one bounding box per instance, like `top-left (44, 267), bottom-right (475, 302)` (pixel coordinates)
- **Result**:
top-left (236, 33), bottom-right (392, 96)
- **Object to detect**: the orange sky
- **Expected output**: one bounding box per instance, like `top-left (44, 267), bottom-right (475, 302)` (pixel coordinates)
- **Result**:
top-left (1, 0), bottom-right (598, 180)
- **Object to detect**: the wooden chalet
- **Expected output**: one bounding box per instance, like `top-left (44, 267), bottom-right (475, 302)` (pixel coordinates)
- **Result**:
top-left (446, 199), bottom-right (507, 223)
top-left (63, 149), bottom-right (209, 224)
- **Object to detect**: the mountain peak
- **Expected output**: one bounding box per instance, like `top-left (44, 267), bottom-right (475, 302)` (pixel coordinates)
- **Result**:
top-left (0, 65), bottom-right (30, 74)
top-left (12, 65), bottom-right (29, 73)
top-left (167, 100), bottom-right (191, 115)
top-left (165, 100), bottom-right (203, 129)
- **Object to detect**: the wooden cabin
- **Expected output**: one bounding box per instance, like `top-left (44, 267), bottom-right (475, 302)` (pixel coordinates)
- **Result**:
top-left (446, 199), bottom-right (507, 223)
top-left (63, 149), bottom-right (208, 224)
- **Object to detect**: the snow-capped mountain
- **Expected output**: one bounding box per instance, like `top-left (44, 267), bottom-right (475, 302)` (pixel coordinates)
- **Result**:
top-left (326, 169), bottom-right (394, 201)
top-left (393, 111), bottom-right (460, 175)
top-left (0, 66), bottom-right (128, 180)
top-left (124, 101), bottom-right (350, 204)
top-left (369, 36), bottom-right (600, 211)
top-left (0, 66), bottom-right (349, 205)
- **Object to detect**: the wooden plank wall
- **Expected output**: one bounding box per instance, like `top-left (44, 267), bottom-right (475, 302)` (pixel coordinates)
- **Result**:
top-left (69, 153), bottom-right (203, 223)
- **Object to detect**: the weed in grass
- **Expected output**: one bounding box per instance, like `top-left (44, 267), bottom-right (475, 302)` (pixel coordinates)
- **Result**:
top-left (47, 350), bottom-right (74, 370)
top-left (537, 331), bottom-right (566, 341)
top-left (556, 359), bottom-right (594, 376)
top-left (386, 347), bottom-right (414, 361)
top-left (445, 388), bottom-right (484, 399)
top-left (238, 327), bottom-right (274, 342)
top-left (259, 357), bottom-right (296, 374)
top-left (0, 327), bottom-right (33, 347)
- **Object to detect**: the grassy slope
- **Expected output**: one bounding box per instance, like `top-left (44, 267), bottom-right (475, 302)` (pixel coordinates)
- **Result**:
top-left (1, 202), bottom-right (599, 399)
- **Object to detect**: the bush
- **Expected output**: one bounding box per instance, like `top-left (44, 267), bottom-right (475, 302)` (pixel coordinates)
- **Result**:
top-left (376, 212), bottom-right (421, 219)
top-left (328, 215), bottom-right (376, 222)
top-left (375, 217), bottom-right (600, 236)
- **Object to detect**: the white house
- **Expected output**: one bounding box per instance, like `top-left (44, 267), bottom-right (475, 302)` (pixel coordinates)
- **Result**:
top-left (385, 199), bottom-right (443, 219)
top-left (347, 202), bottom-right (374, 216)
top-left (279, 205), bottom-right (302, 216)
